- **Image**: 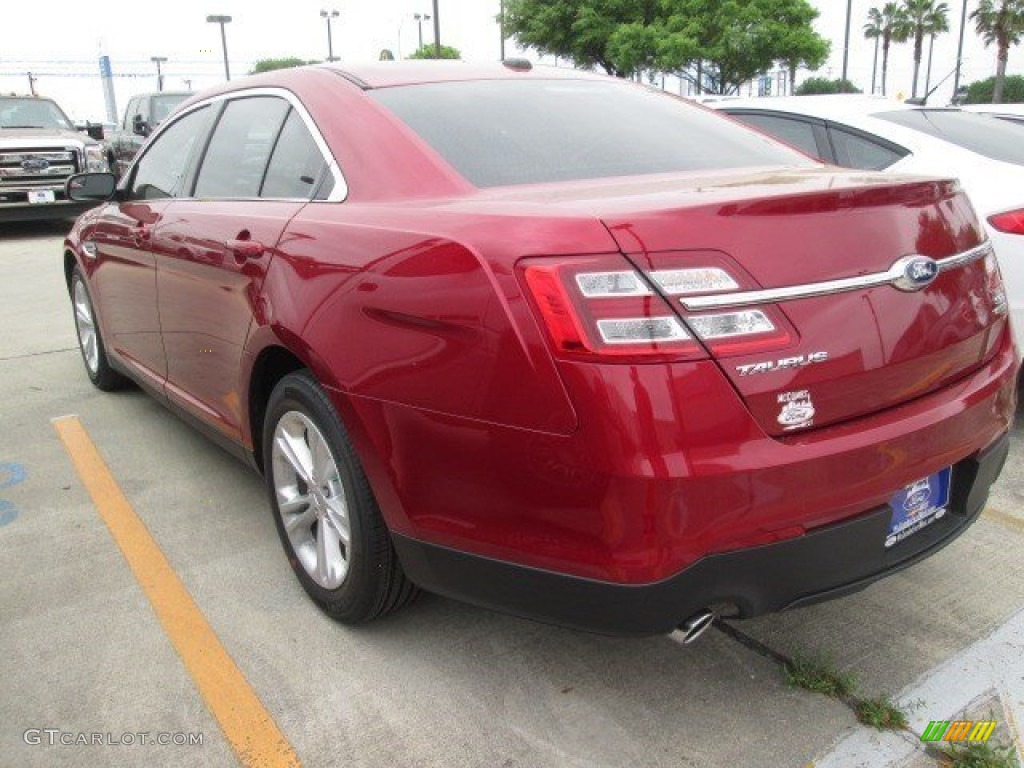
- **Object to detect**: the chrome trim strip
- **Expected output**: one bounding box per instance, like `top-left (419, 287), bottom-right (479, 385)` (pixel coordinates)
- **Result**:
top-left (120, 86), bottom-right (348, 203)
top-left (678, 242), bottom-right (993, 311)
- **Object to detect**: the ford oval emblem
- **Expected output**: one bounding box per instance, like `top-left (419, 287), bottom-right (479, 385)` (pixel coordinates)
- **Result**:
top-left (891, 255), bottom-right (939, 292)
top-left (21, 158), bottom-right (50, 173)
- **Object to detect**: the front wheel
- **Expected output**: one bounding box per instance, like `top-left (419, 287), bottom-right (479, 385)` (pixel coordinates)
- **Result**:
top-left (70, 266), bottom-right (127, 391)
top-left (263, 371), bottom-right (417, 623)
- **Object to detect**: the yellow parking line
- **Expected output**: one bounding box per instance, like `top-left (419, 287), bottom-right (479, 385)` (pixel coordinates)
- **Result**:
top-left (52, 415), bottom-right (300, 768)
top-left (983, 507), bottom-right (1024, 533)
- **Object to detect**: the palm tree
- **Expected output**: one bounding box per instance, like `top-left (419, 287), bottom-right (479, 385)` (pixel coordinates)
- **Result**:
top-left (865, 8), bottom-right (884, 94)
top-left (902, 0), bottom-right (950, 97)
top-left (869, 3), bottom-right (911, 96)
top-left (971, 0), bottom-right (1024, 103)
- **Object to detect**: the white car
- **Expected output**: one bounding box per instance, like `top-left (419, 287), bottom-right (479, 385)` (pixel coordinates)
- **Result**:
top-left (961, 102), bottom-right (1024, 128)
top-left (711, 95), bottom-right (1024, 356)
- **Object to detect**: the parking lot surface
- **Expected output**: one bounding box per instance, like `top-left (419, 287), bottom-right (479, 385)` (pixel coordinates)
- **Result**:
top-left (1, 219), bottom-right (1022, 767)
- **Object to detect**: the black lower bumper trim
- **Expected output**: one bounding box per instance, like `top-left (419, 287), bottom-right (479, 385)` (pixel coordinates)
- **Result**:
top-left (393, 432), bottom-right (1010, 637)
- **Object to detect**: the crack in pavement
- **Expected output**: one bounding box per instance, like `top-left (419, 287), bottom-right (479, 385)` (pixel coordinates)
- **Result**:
top-left (0, 347), bottom-right (78, 362)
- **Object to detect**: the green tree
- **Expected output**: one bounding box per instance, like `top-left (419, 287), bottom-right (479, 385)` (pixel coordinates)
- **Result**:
top-left (249, 57), bottom-right (318, 74)
top-left (864, 3), bottom-right (911, 96)
top-left (964, 73), bottom-right (1024, 102)
top-left (901, 0), bottom-right (949, 97)
top-left (502, 0), bottom-right (660, 77)
top-left (776, 7), bottom-right (831, 94)
top-left (795, 77), bottom-right (862, 95)
top-left (971, 0), bottom-right (1024, 103)
top-left (502, 0), bottom-right (828, 91)
top-left (408, 43), bottom-right (462, 59)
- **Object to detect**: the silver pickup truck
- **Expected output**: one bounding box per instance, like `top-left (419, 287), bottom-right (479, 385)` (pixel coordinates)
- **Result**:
top-left (0, 95), bottom-right (112, 222)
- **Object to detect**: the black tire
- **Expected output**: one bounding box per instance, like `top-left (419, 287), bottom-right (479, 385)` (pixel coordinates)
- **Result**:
top-left (263, 370), bottom-right (417, 623)
top-left (70, 266), bottom-right (128, 391)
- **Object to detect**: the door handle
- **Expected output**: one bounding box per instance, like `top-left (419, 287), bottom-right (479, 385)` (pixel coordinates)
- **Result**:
top-left (130, 225), bottom-right (151, 244)
top-left (227, 238), bottom-right (265, 261)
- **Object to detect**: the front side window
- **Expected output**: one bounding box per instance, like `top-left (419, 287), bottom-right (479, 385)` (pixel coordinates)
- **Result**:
top-left (151, 94), bottom-right (189, 124)
top-left (370, 80), bottom-right (813, 188)
top-left (194, 97), bottom-right (290, 199)
top-left (123, 97), bottom-right (139, 130)
top-left (128, 106), bottom-right (212, 200)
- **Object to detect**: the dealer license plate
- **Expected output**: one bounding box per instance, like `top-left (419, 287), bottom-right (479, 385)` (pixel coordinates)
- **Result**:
top-left (885, 468), bottom-right (951, 548)
top-left (27, 190), bottom-right (56, 204)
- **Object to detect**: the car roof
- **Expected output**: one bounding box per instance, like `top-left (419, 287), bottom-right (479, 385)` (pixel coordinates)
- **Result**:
top-left (319, 61), bottom-right (609, 89)
top-left (710, 94), bottom-right (922, 121)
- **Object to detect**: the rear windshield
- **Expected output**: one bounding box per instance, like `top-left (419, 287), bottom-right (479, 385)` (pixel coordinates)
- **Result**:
top-left (874, 109), bottom-right (1024, 166)
top-left (370, 79), bottom-right (814, 188)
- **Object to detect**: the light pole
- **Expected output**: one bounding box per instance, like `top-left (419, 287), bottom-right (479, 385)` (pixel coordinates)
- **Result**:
top-left (432, 0), bottom-right (441, 57)
top-left (413, 12), bottom-right (431, 50)
top-left (841, 0), bottom-right (853, 82)
top-left (206, 15), bottom-right (232, 81)
top-left (320, 9), bottom-right (340, 62)
top-left (499, 0), bottom-right (505, 61)
top-left (151, 56), bottom-right (167, 92)
top-left (952, 0), bottom-right (969, 96)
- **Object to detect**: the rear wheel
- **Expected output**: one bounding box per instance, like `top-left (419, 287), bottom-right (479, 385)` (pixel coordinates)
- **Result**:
top-left (263, 371), bottom-right (417, 622)
top-left (70, 266), bottom-right (127, 391)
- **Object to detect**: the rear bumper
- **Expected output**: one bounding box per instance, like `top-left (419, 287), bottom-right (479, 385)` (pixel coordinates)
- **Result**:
top-left (393, 431), bottom-right (1010, 636)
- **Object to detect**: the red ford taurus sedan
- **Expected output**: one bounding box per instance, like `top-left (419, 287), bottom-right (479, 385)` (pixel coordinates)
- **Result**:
top-left (62, 62), bottom-right (1018, 639)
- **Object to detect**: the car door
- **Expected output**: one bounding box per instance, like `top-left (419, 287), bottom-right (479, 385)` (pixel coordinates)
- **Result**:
top-left (154, 94), bottom-right (333, 438)
top-left (88, 104), bottom-right (214, 390)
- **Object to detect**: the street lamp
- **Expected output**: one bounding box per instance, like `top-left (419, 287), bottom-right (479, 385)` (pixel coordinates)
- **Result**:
top-left (841, 0), bottom-right (852, 83)
top-left (953, 0), bottom-right (969, 97)
top-left (432, 0), bottom-right (441, 57)
top-left (151, 56), bottom-right (167, 92)
top-left (320, 9), bottom-right (340, 62)
top-left (413, 12), bottom-right (431, 50)
top-left (206, 15), bottom-right (232, 82)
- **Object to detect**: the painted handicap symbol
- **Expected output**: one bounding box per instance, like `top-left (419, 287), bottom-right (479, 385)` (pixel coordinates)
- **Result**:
top-left (0, 463), bottom-right (27, 528)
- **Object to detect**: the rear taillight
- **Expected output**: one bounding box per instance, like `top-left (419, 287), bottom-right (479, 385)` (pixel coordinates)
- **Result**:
top-left (520, 255), bottom-right (795, 361)
top-left (984, 250), bottom-right (1008, 315)
top-left (988, 209), bottom-right (1024, 235)
top-left (521, 256), bottom-right (704, 361)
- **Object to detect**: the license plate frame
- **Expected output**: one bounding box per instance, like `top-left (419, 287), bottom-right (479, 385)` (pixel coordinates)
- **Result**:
top-left (885, 467), bottom-right (952, 548)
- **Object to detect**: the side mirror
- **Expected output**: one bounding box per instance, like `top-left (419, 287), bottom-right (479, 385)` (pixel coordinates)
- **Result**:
top-left (66, 172), bottom-right (118, 202)
top-left (85, 122), bottom-right (105, 141)
top-left (132, 114), bottom-right (149, 137)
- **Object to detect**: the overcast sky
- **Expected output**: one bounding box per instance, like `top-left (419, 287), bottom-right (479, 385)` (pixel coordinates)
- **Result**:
top-left (0, 0), bottom-right (1010, 121)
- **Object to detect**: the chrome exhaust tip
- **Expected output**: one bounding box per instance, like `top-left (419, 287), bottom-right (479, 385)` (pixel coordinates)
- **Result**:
top-left (678, 609), bottom-right (716, 644)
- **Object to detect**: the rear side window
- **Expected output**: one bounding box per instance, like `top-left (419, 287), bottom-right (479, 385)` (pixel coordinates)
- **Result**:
top-left (726, 113), bottom-right (823, 159)
top-left (194, 96), bottom-right (290, 199)
top-left (261, 110), bottom-right (328, 199)
top-left (129, 106), bottom-right (212, 200)
top-left (874, 109), bottom-right (1024, 165)
top-left (371, 80), bottom-right (813, 188)
top-left (828, 126), bottom-right (907, 170)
